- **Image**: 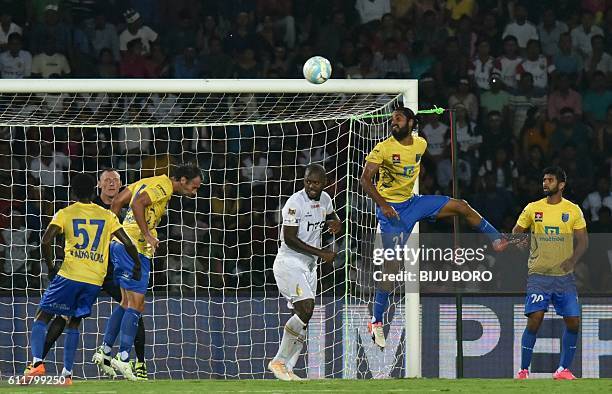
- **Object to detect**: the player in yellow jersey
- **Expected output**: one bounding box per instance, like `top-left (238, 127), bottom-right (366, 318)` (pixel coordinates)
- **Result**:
top-left (94, 163), bottom-right (202, 380)
top-left (25, 174), bottom-right (140, 385)
top-left (361, 107), bottom-right (510, 349)
top-left (513, 166), bottom-right (588, 380)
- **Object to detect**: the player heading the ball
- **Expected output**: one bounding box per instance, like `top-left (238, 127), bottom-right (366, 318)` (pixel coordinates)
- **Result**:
top-left (360, 107), bottom-right (510, 349)
top-left (94, 163), bottom-right (202, 381)
top-left (25, 173), bottom-right (141, 385)
top-left (268, 164), bottom-right (342, 381)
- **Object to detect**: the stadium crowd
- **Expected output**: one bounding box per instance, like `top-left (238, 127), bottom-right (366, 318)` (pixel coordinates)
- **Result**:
top-left (0, 0), bottom-right (611, 294)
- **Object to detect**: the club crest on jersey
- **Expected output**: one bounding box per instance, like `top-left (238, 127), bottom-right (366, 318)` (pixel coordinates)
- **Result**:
top-left (288, 208), bottom-right (296, 216)
top-left (535, 212), bottom-right (543, 222)
top-left (562, 213), bottom-right (569, 222)
top-left (392, 154), bottom-right (401, 164)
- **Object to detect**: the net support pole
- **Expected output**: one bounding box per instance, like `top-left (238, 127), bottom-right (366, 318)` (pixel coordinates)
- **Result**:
top-left (448, 110), bottom-right (464, 379)
top-left (402, 90), bottom-right (421, 378)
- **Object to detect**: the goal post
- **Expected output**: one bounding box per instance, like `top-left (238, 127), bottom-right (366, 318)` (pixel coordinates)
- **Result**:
top-left (0, 78), bottom-right (419, 379)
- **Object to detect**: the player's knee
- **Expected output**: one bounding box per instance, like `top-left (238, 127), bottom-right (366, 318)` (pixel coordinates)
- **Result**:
top-left (67, 317), bottom-right (82, 329)
top-left (526, 312), bottom-right (544, 331)
top-left (565, 317), bottom-right (580, 332)
top-left (452, 199), bottom-right (471, 215)
top-left (294, 299), bottom-right (314, 324)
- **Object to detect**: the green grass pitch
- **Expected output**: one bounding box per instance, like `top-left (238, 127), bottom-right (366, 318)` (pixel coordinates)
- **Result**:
top-left (2, 379), bottom-right (612, 393)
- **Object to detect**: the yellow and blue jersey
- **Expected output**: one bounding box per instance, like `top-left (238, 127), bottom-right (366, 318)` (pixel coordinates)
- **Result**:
top-left (123, 174), bottom-right (173, 258)
top-left (365, 135), bottom-right (427, 203)
top-left (516, 198), bottom-right (587, 276)
top-left (50, 202), bottom-right (122, 286)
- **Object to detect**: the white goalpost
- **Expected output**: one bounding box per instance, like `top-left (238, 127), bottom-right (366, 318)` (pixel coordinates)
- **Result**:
top-left (0, 79), bottom-right (420, 379)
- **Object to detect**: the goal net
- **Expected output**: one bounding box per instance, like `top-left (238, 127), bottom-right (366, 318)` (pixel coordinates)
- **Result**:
top-left (0, 79), bottom-right (418, 379)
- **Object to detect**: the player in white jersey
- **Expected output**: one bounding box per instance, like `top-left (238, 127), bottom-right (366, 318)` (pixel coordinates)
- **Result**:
top-left (268, 164), bottom-right (341, 381)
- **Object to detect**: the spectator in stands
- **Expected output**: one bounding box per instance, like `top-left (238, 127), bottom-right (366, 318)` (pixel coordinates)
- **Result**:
top-left (147, 42), bottom-right (170, 78)
top-left (119, 9), bottom-right (158, 56)
top-left (373, 38), bottom-right (410, 78)
top-left (478, 147), bottom-right (519, 192)
top-left (97, 48), bottom-right (118, 78)
top-left (0, 33), bottom-right (31, 78)
top-left (480, 73), bottom-right (511, 119)
top-left (494, 35), bottom-right (523, 90)
top-left (516, 39), bottom-right (556, 93)
top-left (436, 146), bottom-right (472, 194)
top-left (418, 74), bottom-right (445, 109)
top-left (480, 12), bottom-right (503, 57)
top-left (31, 38), bottom-right (71, 78)
top-left (409, 41), bottom-right (435, 79)
top-left (0, 210), bottom-right (35, 286)
top-left (420, 111), bottom-right (448, 162)
top-left (585, 35), bottom-right (612, 80)
top-left (266, 45), bottom-right (289, 78)
top-left (316, 10), bottom-right (348, 61)
top-left (571, 9), bottom-right (604, 60)
top-left (582, 176), bottom-right (612, 222)
top-left (435, 36), bottom-right (468, 88)
top-left (173, 47), bottom-right (202, 78)
top-left (224, 11), bottom-right (257, 56)
top-left (519, 106), bottom-right (555, 159)
top-left (456, 15), bottom-right (477, 57)
top-left (454, 103), bottom-right (482, 165)
top-left (336, 39), bottom-right (359, 78)
top-left (449, 78), bottom-right (479, 121)
top-left (553, 32), bottom-right (584, 83)
top-left (480, 110), bottom-right (515, 159)
top-left (164, 9), bottom-right (198, 58)
top-left (550, 107), bottom-right (591, 156)
top-left (471, 171), bottom-right (515, 228)
top-left (583, 71), bottom-right (612, 126)
top-left (0, 10), bottom-right (22, 50)
top-left (347, 47), bottom-right (380, 79)
top-left (355, 0), bottom-right (390, 24)
top-left (90, 9), bottom-right (120, 62)
top-left (502, 3), bottom-right (538, 50)
top-left (120, 38), bottom-right (150, 78)
top-left (469, 39), bottom-right (495, 91)
top-left (29, 4), bottom-right (70, 55)
top-left (595, 105), bottom-right (612, 162)
top-left (203, 37), bottom-right (233, 78)
top-left (518, 144), bottom-right (546, 185)
top-left (28, 140), bottom-right (70, 201)
top-left (590, 206), bottom-right (612, 231)
top-left (414, 9), bottom-right (448, 54)
top-left (508, 72), bottom-right (547, 136)
top-left (233, 47), bottom-right (262, 78)
top-left (548, 73), bottom-right (582, 120)
top-left (537, 9), bottom-right (568, 57)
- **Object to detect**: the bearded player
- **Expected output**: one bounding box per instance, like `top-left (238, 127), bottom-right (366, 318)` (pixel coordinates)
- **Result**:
top-left (514, 166), bottom-right (588, 380)
top-left (93, 163), bottom-right (202, 380)
top-left (360, 107), bottom-right (509, 349)
top-left (268, 164), bottom-right (341, 381)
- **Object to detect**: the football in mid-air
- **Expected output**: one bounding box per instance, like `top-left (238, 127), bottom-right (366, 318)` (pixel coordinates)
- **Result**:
top-left (303, 56), bottom-right (332, 84)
